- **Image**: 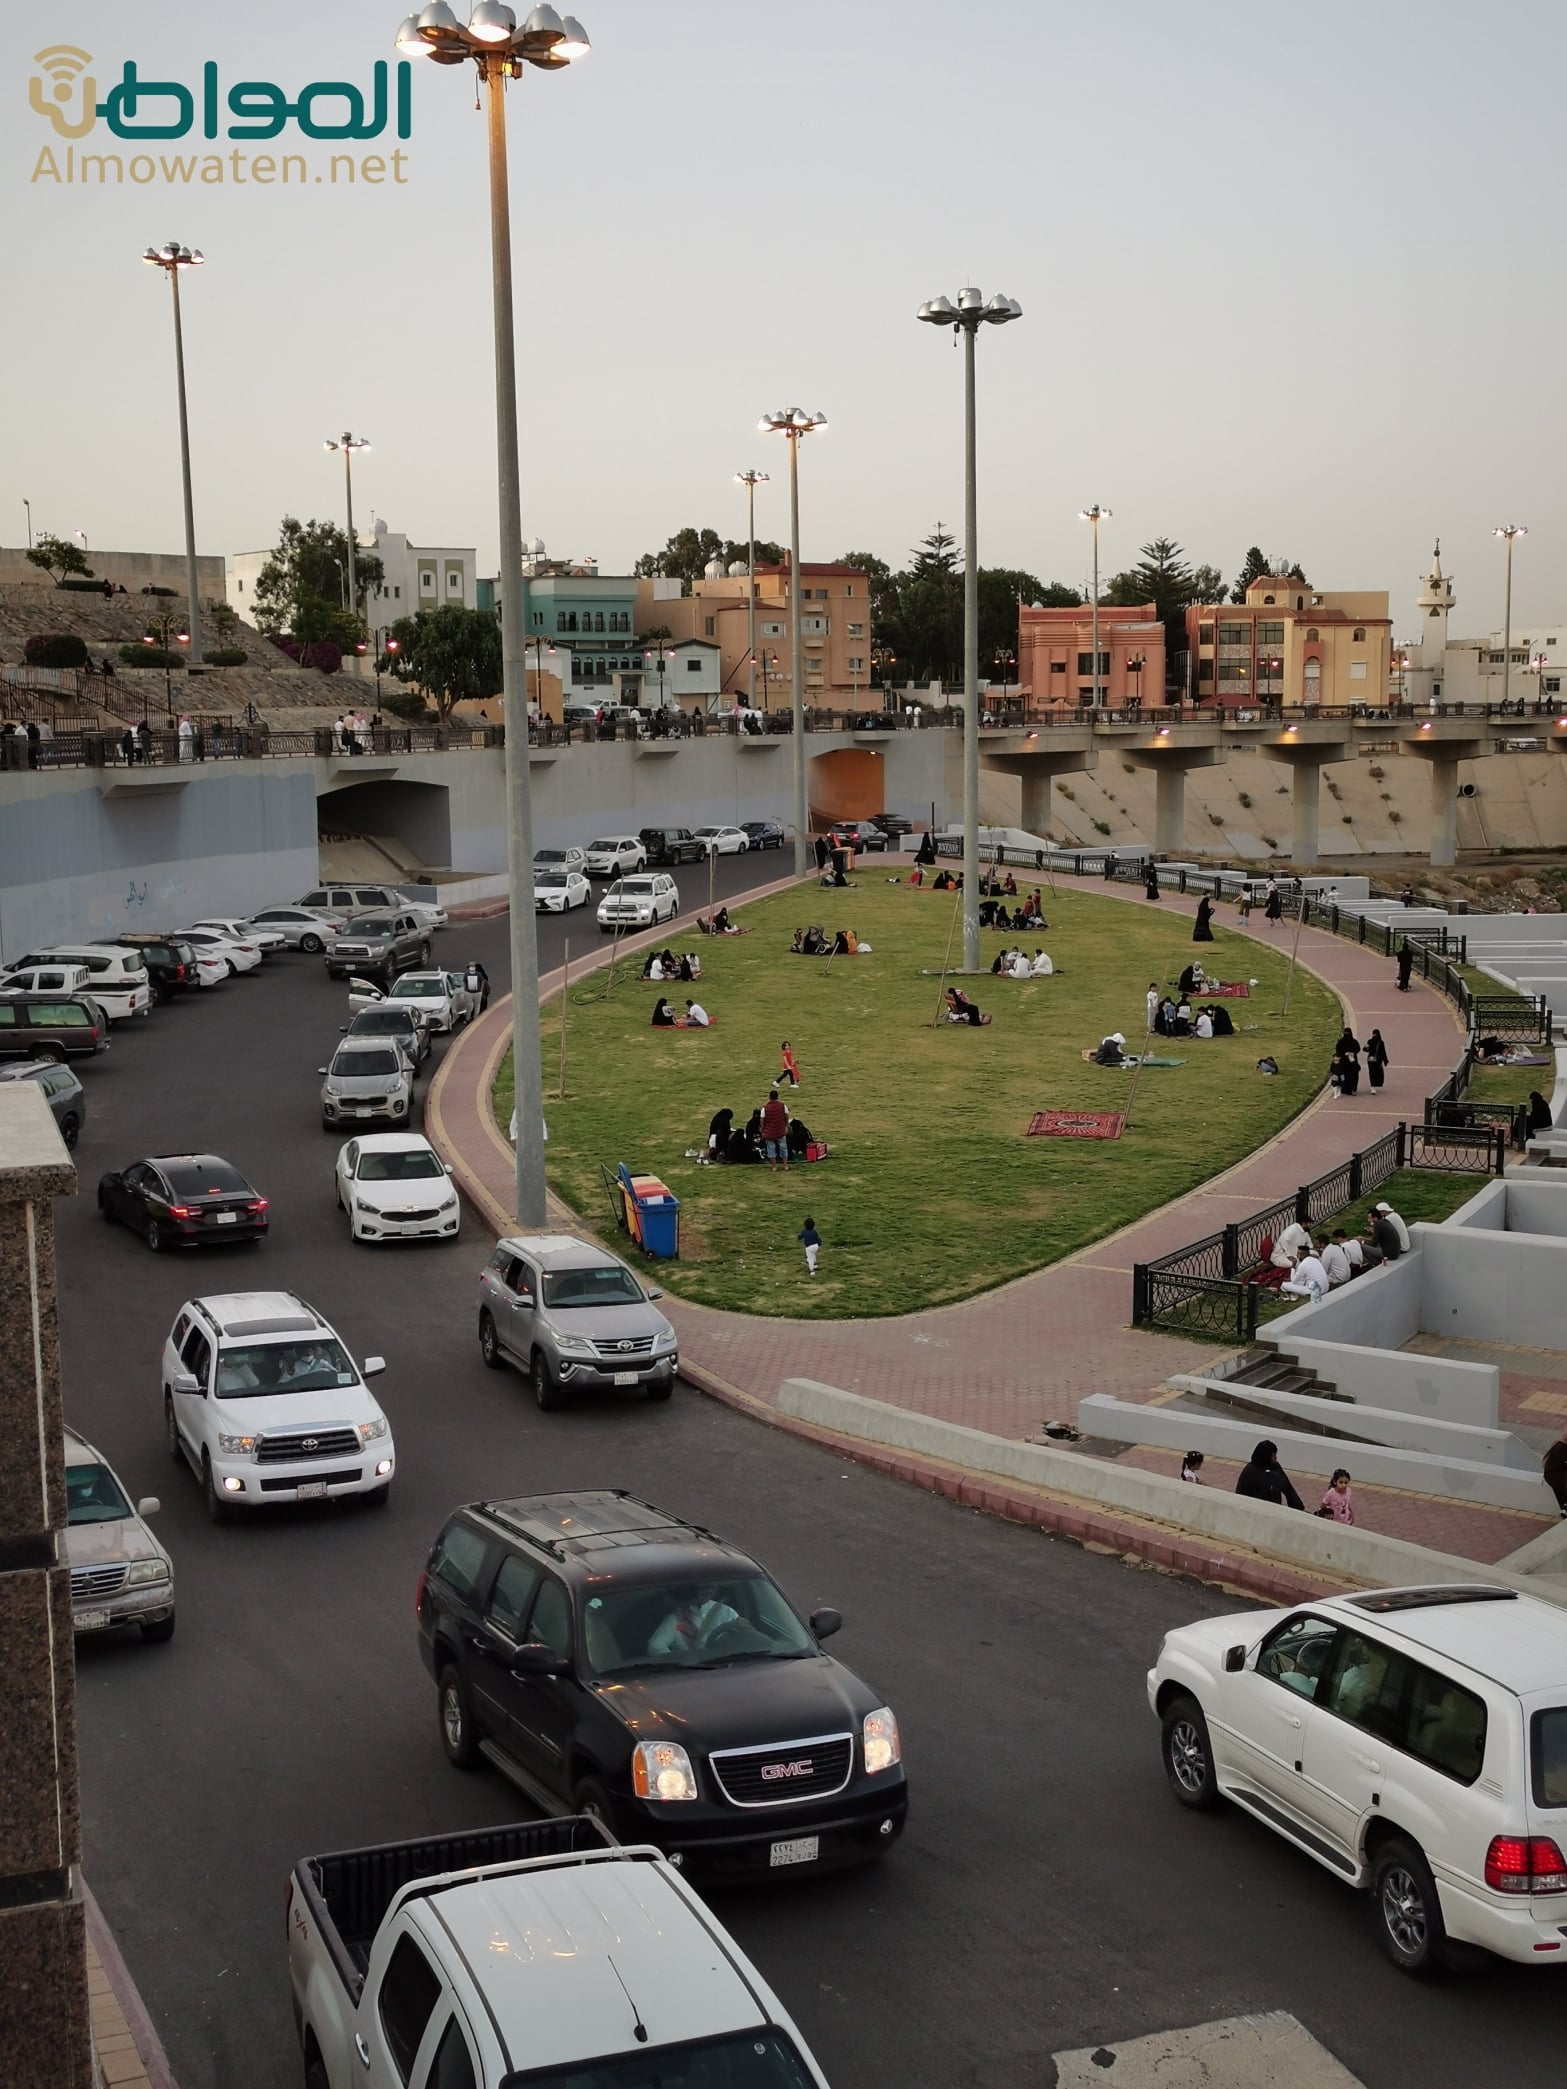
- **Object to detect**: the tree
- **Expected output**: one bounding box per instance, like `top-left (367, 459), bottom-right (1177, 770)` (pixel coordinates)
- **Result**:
top-left (26, 533), bottom-right (93, 584)
top-left (908, 523), bottom-right (960, 580)
top-left (633, 525), bottom-right (784, 588)
top-left (380, 606), bottom-right (501, 722)
top-left (1230, 545), bottom-right (1309, 602)
top-left (250, 516), bottom-right (384, 643)
top-left (1101, 537), bottom-right (1224, 687)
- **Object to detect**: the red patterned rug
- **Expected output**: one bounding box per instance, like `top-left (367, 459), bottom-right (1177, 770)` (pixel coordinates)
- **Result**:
top-left (1027, 1110), bottom-right (1124, 1140)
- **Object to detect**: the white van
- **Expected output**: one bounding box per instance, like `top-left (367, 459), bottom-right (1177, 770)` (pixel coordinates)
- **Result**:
top-left (1151, 1584), bottom-right (1567, 1974)
top-left (11, 947), bottom-right (152, 1020)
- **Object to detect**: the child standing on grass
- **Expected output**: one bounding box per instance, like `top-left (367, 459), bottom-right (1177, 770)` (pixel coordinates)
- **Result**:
top-left (798, 1216), bottom-right (821, 1276)
top-left (779, 1040), bottom-right (802, 1088)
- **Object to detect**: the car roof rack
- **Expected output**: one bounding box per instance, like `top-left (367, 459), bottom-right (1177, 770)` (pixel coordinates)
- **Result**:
top-left (478, 1489), bottom-right (722, 1561)
top-left (1345, 1586), bottom-right (1517, 1614)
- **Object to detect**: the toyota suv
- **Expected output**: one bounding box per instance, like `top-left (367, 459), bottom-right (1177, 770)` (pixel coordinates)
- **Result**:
top-left (64, 1427), bottom-right (174, 1643)
top-left (161, 1290), bottom-right (394, 1520)
top-left (324, 911), bottom-right (431, 983)
top-left (416, 1488), bottom-right (908, 1877)
top-left (638, 826), bottom-right (707, 866)
top-left (477, 1233), bottom-right (677, 1409)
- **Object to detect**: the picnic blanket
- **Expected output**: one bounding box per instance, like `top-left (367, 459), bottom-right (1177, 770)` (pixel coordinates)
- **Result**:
top-left (1027, 1110), bottom-right (1123, 1140)
top-left (1200, 981), bottom-right (1250, 998)
top-left (1080, 1049), bottom-right (1183, 1066)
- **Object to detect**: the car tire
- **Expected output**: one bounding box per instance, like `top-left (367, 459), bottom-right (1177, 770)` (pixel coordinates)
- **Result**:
top-left (645, 1378), bottom-right (674, 1403)
top-left (35, 1046), bottom-right (66, 1066)
top-left (1372, 1835), bottom-right (1449, 1977)
top-left (300, 933), bottom-right (324, 954)
top-left (164, 1395), bottom-right (183, 1464)
top-left (1160, 1694), bottom-right (1219, 1810)
top-left (58, 1114), bottom-right (80, 1150)
top-left (141, 1612), bottom-right (175, 1644)
top-left (438, 1665), bottom-right (479, 1769)
top-left (478, 1310), bottom-right (506, 1370)
top-left (531, 1348), bottom-right (563, 1412)
top-left (306, 2059), bottom-right (330, 2089)
top-left (145, 1218), bottom-right (164, 1253)
top-left (572, 1776), bottom-right (620, 1843)
top-left (202, 1453), bottom-right (231, 1526)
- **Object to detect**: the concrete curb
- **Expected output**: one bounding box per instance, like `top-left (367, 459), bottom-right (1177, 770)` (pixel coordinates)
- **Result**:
top-left (84, 1879), bottom-right (178, 2089)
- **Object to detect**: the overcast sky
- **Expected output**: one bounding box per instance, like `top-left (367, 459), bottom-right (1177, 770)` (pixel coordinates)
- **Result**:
top-left (7, 0), bottom-right (1563, 636)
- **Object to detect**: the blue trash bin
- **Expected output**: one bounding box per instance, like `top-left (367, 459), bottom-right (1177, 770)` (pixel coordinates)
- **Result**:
top-left (616, 1162), bottom-right (680, 1259)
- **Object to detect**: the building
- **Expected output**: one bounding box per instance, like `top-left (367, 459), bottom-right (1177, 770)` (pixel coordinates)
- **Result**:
top-left (518, 568), bottom-right (645, 701)
top-left (1399, 544), bottom-right (1564, 709)
top-left (226, 515), bottom-right (477, 627)
top-left (1184, 575), bottom-right (1392, 711)
top-left (636, 561), bottom-right (874, 710)
top-left (1017, 602), bottom-right (1166, 707)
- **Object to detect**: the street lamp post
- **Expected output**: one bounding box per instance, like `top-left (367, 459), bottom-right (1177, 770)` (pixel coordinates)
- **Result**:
top-left (356, 628), bottom-right (401, 706)
top-left (1493, 524), bottom-right (1527, 711)
top-left (1078, 504), bottom-right (1111, 711)
top-left (325, 432), bottom-right (371, 639)
top-left (759, 410), bottom-right (826, 875)
top-left (1530, 650), bottom-right (1550, 713)
top-left (23, 499), bottom-right (31, 550)
top-left (918, 287), bottom-right (1022, 970)
top-left (734, 468), bottom-right (769, 710)
top-left (142, 612), bottom-right (190, 724)
top-left (395, 0), bottom-right (591, 1228)
top-left (141, 240), bottom-right (206, 661)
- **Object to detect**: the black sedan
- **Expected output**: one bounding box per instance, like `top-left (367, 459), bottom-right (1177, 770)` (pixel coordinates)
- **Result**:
top-left (96, 1153), bottom-right (268, 1251)
top-left (742, 820), bottom-right (786, 851)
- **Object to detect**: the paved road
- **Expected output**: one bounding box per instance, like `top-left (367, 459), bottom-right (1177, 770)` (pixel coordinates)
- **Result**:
top-left (60, 859), bottom-right (1567, 2089)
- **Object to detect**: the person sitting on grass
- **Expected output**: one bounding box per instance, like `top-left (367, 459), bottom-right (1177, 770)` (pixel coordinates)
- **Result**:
top-left (708, 1107), bottom-right (734, 1159)
top-left (678, 952), bottom-right (700, 981)
top-left (643, 951), bottom-right (665, 980)
top-left (785, 1113), bottom-right (815, 1159)
top-left (1008, 949), bottom-right (1032, 980)
top-left (1003, 871), bottom-right (1018, 896)
top-left (1194, 1009), bottom-right (1214, 1040)
top-left (946, 986), bottom-right (986, 1026)
top-left (932, 869), bottom-right (953, 892)
top-left (712, 906), bottom-right (732, 934)
top-left (1030, 948), bottom-right (1054, 977)
top-left (651, 997), bottom-right (676, 1027)
top-left (802, 924), bottom-right (829, 956)
top-left (1202, 1002), bottom-right (1234, 1036)
top-left (684, 998), bottom-right (711, 1026)
top-left (1093, 1031), bottom-right (1127, 1066)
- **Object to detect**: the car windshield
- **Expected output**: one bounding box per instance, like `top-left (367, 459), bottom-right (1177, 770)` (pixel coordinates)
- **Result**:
top-left (66, 1461), bottom-right (132, 1524)
top-left (613, 880), bottom-right (654, 898)
top-left (353, 916), bottom-right (398, 935)
top-left (585, 1574), bottom-right (816, 1676)
top-left (333, 1048), bottom-right (399, 1076)
top-left (390, 978), bottom-right (442, 998)
top-left (535, 872), bottom-right (567, 887)
top-left (535, 852), bottom-right (568, 864)
top-left (356, 1149), bottom-right (442, 1181)
top-left (215, 1338), bottom-right (356, 1396)
top-left (541, 1263), bottom-right (644, 1308)
top-left (588, 839), bottom-right (623, 852)
top-left (502, 2033), bottom-right (815, 2087)
top-left (352, 1013), bottom-right (411, 1034)
top-left (162, 1161), bottom-right (249, 1196)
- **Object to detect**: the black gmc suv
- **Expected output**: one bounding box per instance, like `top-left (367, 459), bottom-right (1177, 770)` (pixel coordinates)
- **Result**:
top-left (638, 825), bottom-right (707, 866)
top-left (416, 1489), bottom-right (907, 1878)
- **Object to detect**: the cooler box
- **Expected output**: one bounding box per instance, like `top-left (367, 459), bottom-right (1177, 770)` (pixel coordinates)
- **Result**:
top-left (616, 1162), bottom-right (681, 1259)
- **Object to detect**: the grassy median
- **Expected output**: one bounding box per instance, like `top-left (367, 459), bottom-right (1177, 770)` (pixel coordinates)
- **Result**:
top-left (494, 880), bottom-right (1341, 1320)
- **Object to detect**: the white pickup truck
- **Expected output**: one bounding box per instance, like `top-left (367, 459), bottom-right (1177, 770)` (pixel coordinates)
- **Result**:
top-left (288, 1816), bottom-right (831, 2088)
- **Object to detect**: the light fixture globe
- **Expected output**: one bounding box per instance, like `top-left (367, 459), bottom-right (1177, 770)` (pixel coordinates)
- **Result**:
top-left (468, 0), bottom-right (516, 40)
top-left (558, 14), bottom-right (590, 55)
top-left (521, 3), bottom-right (566, 35)
top-left (957, 286), bottom-right (983, 313)
top-left (417, 0), bottom-right (463, 30)
top-left (394, 13), bottom-right (430, 52)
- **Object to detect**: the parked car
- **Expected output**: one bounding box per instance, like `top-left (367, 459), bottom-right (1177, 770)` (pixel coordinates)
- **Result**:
top-left (582, 834), bottom-right (648, 878)
top-left (335, 1132), bottom-right (461, 1244)
top-left (533, 868), bottom-right (591, 914)
top-left (562, 702), bottom-right (601, 730)
top-left (533, 846), bottom-right (587, 877)
top-left (0, 1059), bottom-right (86, 1147)
top-left (828, 820), bottom-right (888, 854)
top-left (16, 944), bottom-right (151, 1013)
top-left (693, 825), bottom-right (751, 856)
top-left (287, 1815), bottom-right (833, 2089)
top-left (596, 874), bottom-right (680, 933)
top-left (320, 1041), bottom-right (415, 1130)
top-left (401, 896), bottom-right (449, 934)
top-left (249, 906), bottom-right (347, 951)
top-left (189, 950), bottom-right (230, 989)
top-left (192, 915), bottom-right (286, 953)
top-left (417, 1488), bottom-right (907, 1876)
top-left (115, 933), bottom-right (201, 998)
top-left (298, 883), bottom-right (404, 920)
top-left (742, 819), bottom-right (786, 851)
top-left (639, 825), bottom-right (707, 866)
top-left (478, 1234), bottom-right (678, 1408)
top-left (161, 1289), bottom-right (394, 1519)
top-left (1, 958), bottom-right (149, 1021)
top-left (98, 1152), bottom-right (269, 1251)
top-left (1150, 1582), bottom-right (1567, 1974)
top-left (0, 992), bottom-right (109, 1063)
top-left (871, 811), bottom-right (913, 842)
top-left (348, 971), bottom-right (478, 1035)
top-left (177, 926), bottom-right (263, 975)
top-left (63, 1427), bottom-right (174, 1643)
top-left (343, 1004), bottom-right (431, 1069)
top-left (324, 911), bottom-right (431, 983)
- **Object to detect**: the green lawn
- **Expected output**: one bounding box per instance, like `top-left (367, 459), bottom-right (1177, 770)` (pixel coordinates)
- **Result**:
top-left (495, 881), bottom-right (1341, 1319)
top-left (1466, 1062), bottom-right (1544, 1110)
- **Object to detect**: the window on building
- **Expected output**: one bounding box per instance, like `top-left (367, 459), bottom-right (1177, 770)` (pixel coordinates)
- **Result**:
top-left (848, 656), bottom-right (865, 672)
top-left (1262, 594), bottom-right (1276, 605)
top-left (1350, 662), bottom-right (1368, 680)
top-left (237, 577), bottom-right (245, 592)
top-left (1257, 622), bottom-right (1284, 647)
top-left (1076, 651), bottom-right (1110, 676)
top-left (761, 622), bottom-right (783, 638)
top-left (845, 583), bottom-right (854, 596)
top-left (420, 572), bottom-right (434, 592)
top-left (556, 612), bottom-right (567, 632)
top-left (1198, 623), bottom-right (1214, 644)
top-left (1217, 623), bottom-right (1248, 647)
top-left (1197, 660), bottom-right (1214, 683)
top-left (686, 659), bottom-right (702, 673)
top-left (1306, 627), bottom-right (1319, 642)
top-left (847, 622), bottom-right (865, 638)
top-left (704, 617), bottom-right (715, 637)
top-left (1050, 660), bottom-right (1066, 674)
top-left (1353, 628), bottom-right (1366, 643)
top-left (448, 572), bottom-right (461, 591)
top-left (394, 586), bottom-right (400, 599)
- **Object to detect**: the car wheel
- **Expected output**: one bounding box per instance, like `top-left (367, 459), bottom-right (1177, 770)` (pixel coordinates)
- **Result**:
top-left (300, 932), bottom-right (324, 954)
top-left (478, 1310), bottom-right (506, 1369)
top-left (145, 1218), bottom-right (164, 1253)
top-left (1160, 1694), bottom-right (1219, 1810)
top-left (532, 1348), bottom-right (563, 1412)
top-left (35, 1046), bottom-right (65, 1066)
top-left (306, 2059), bottom-right (330, 2089)
top-left (164, 1395), bottom-right (183, 1464)
top-left (141, 1612), bottom-right (175, 1644)
top-left (201, 1453), bottom-right (231, 1526)
top-left (1372, 1836), bottom-right (1448, 1977)
top-left (572, 1776), bottom-right (620, 1843)
top-left (419, 941), bottom-right (431, 963)
top-left (645, 1378), bottom-right (674, 1403)
top-left (438, 1665), bottom-right (479, 1769)
top-left (58, 1114), bottom-right (80, 1150)
top-left (225, 961), bottom-right (238, 979)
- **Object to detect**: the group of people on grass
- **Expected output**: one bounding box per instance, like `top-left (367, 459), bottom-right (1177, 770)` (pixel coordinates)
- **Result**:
top-left (641, 947), bottom-right (701, 982)
top-left (1145, 975), bottom-right (1235, 1041)
top-left (706, 1091), bottom-right (816, 1170)
top-left (651, 996), bottom-right (710, 1027)
top-left (790, 925), bottom-right (872, 956)
top-left (991, 946), bottom-right (1054, 979)
top-left (1266, 1202), bottom-right (1410, 1302)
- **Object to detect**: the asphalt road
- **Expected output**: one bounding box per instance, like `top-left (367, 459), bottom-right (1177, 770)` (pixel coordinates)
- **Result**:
top-left (59, 852), bottom-right (1567, 2089)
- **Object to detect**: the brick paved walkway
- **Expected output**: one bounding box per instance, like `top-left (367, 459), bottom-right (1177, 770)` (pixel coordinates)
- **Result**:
top-left (431, 871), bottom-right (1551, 1568)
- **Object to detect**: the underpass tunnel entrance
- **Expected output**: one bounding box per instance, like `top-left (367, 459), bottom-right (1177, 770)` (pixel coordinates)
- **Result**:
top-left (316, 777), bottom-right (452, 880)
top-left (808, 747), bottom-right (884, 829)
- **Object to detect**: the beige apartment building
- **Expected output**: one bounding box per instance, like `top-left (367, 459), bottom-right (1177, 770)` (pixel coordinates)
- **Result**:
top-left (635, 561), bottom-right (873, 709)
top-left (1185, 575), bottom-right (1392, 710)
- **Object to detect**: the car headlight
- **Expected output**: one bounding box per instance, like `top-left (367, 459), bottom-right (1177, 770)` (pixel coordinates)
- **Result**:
top-left (125, 1559), bottom-right (171, 1586)
top-left (553, 1332), bottom-right (596, 1355)
top-left (863, 1707), bottom-right (901, 1775)
top-left (653, 1329), bottom-right (677, 1351)
top-left (632, 1740), bottom-right (699, 1802)
top-left (354, 1197), bottom-right (383, 1216)
top-left (358, 1417), bottom-right (389, 1444)
top-left (217, 1431), bottom-right (257, 1454)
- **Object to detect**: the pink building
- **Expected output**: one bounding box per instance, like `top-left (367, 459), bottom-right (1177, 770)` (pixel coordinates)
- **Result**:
top-left (1018, 602), bottom-right (1166, 708)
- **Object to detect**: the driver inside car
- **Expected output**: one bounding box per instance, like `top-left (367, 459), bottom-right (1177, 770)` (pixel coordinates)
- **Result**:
top-left (646, 1585), bottom-right (741, 1658)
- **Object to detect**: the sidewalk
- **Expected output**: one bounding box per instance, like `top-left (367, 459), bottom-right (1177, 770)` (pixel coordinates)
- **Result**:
top-left (428, 870), bottom-right (1551, 1578)
top-left (85, 1882), bottom-right (175, 2088)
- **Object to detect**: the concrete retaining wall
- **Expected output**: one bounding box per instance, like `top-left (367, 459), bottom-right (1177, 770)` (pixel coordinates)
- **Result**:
top-left (1169, 1375), bottom-right (1523, 1464)
top-left (1420, 1226), bottom-right (1567, 1349)
top-left (1269, 1254), bottom-right (1423, 1349)
top-left (1264, 1334), bottom-right (1499, 1428)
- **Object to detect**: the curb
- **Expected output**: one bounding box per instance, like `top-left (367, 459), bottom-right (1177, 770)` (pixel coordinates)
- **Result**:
top-left (84, 1880), bottom-right (178, 2089)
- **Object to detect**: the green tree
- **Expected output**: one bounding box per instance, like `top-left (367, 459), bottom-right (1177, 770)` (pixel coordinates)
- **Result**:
top-left (1230, 545), bottom-right (1309, 602)
top-left (26, 533), bottom-right (93, 584)
top-left (634, 525), bottom-right (784, 588)
top-left (381, 605), bottom-right (501, 722)
top-left (251, 516), bottom-right (384, 643)
top-left (1102, 537), bottom-right (1224, 689)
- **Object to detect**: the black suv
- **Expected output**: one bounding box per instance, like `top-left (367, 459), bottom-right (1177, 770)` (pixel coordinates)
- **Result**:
top-left (638, 825), bottom-right (707, 866)
top-left (828, 819), bottom-right (888, 853)
top-left (416, 1489), bottom-right (907, 1878)
top-left (116, 934), bottom-right (199, 997)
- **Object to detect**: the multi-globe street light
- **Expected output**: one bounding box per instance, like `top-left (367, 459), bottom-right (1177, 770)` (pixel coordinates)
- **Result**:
top-left (734, 468), bottom-right (769, 710)
top-left (1492, 523), bottom-right (1527, 711)
top-left (759, 410), bottom-right (826, 876)
top-left (141, 240), bottom-right (206, 662)
top-left (918, 287), bottom-right (1022, 970)
top-left (356, 628), bottom-right (401, 704)
top-left (393, 1), bottom-right (590, 1228)
top-left (325, 433), bottom-right (371, 636)
top-left (142, 612), bottom-right (190, 724)
top-left (1078, 504), bottom-right (1112, 711)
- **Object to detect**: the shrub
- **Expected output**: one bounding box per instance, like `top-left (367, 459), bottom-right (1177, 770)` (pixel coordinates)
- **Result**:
top-left (1122, 761), bottom-right (1136, 774)
top-left (1208, 812), bottom-right (1225, 826)
top-left (1058, 783), bottom-right (1075, 800)
top-left (273, 637), bottom-right (342, 674)
top-left (1092, 819), bottom-right (1111, 835)
top-left (1342, 814), bottom-right (1354, 824)
top-left (23, 633), bottom-right (88, 669)
top-left (121, 644), bottom-right (185, 670)
top-left (1276, 785), bottom-right (1288, 794)
top-left (202, 647), bottom-right (249, 666)
top-left (1379, 791), bottom-right (1393, 802)
top-left (1369, 764), bottom-right (1385, 780)
top-left (1238, 791), bottom-right (1253, 808)
top-left (1388, 810), bottom-right (1403, 825)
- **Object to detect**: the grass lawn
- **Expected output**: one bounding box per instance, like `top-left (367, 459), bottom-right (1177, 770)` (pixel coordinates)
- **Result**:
top-left (1466, 1061), bottom-right (1546, 1110)
top-left (495, 880), bottom-right (1341, 1320)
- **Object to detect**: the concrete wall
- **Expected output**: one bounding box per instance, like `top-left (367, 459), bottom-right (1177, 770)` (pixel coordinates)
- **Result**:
top-left (1420, 1225), bottom-right (1567, 1348)
top-left (1448, 1176), bottom-right (1567, 1239)
top-left (320, 777), bottom-right (454, 871)
top-left (1171, 1375), bottom-right (1522, 1463)
top-left (1247, 1337), bottom-right (1497, 1429)
top-left (1269, 1254), bottom-right (1424, 1350)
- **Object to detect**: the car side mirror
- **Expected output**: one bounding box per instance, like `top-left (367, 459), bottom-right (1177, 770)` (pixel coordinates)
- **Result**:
top-left (444, 1162), bottom-right (454, 1175)
top-left (646, 1286), bottom-right (663, 1300)
top-left (1224, 1645), bottom-right (1247, 1673)
top-left (135, 1496), bottom-right (160, 1518)
top-left (362, 1356), bottom-right (386, 1378)
top-left (511, 1642), bottom-right (567, 1678)
top-left (809, 1607), bottom-right (843, 1641)
top-left (170, 1367), bottom-right (200, 1396)
top-left (317, 1067), bottom-right (328, 1077)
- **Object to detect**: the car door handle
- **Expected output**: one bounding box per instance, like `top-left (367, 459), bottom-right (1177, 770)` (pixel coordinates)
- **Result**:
top-left (355, 2033), bottom-right (372, 2070)
top-left (1276, 1711), bottom-right (1302, 1729)
top-left (1352, 1752), bottom-right (1382, 1773)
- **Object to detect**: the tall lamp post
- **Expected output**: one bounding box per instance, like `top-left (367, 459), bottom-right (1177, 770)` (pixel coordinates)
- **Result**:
top-left (918, 287), bottom-right (1022, 970)
top-left (325, 432), bottom-right (371, 638)
top-left (141, 240), bottom-right (206, 661)
top-left (735, 468), bottom-right (769, 710)
top-left (394, 0), bottom-right (591, 1228)
top-left (1078, 504), bottom-right (1111, 710)
top-left (143, 613), bottom-right (190, 724)
top-left (1493, 523), bottom-right (1527, 711)
top-left (759, 409), bottom-right (826, 876)
top-left (23, 498), bottom-right (32, 550)
top-left (356, 629), bottom-right (401, 705)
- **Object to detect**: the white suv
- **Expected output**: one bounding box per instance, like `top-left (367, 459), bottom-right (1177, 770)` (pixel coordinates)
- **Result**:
top-left (582, 834), bottom-right (647, 878)
top-left (596, 874), bottom-right (678, 933)
top-left (1151, 1583), bottom-right (1567, 1974)
top-left (161, 1290), bottom-right (394, 1521)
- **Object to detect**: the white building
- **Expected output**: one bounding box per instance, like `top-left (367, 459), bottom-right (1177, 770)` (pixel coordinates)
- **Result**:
top-left (226, 514), bottom-right (476, 627)
top-left (1399, 544), bottom-right (1564, 708)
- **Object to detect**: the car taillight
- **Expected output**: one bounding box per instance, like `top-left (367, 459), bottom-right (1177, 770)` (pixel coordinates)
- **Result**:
top-left (1485, 1836), bottom-right (1567, 1894)
top-left (248, 1197), bottom-right (269, 1212)
top-left (414, 1570), bottom-right (427, 1619)
top-left (173, 963), bottom-right (187, 979)
top-left (169, 1205), bottom-right (193, 1219)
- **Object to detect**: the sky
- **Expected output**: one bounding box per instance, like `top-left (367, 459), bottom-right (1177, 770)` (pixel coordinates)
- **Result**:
top-left (5, 0), bottom-right (1565, 639)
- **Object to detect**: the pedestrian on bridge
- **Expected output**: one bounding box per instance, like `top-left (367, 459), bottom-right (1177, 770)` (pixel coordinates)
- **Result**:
top-left (1366, 1029), bottom-right (1389, 1091)
top-left (1396, 940), bottom-right (1414, 991)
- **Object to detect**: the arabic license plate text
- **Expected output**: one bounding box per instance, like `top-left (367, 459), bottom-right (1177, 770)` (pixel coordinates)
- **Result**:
top-left (613, 1371), bottom-right (638, 1386)
top-left (215, 1212), bottom-right (238, 1225)
top-left (75, 1610), bottom-right (111, 1632)
top-left (769, 1836), bottom-right (820, 1868)
top-left (296, 1482), bottom-right (328, 1501)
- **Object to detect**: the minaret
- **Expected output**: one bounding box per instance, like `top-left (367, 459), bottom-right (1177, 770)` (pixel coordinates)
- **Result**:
top-left (1414, 540), bottom-right (1455, 670)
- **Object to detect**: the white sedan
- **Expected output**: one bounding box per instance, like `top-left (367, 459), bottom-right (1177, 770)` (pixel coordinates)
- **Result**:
top-left (190, 951), bottom-right (230, 989)
top-left (534, 869), bottom-right (591, 913)
top-left (693, 826), bottom-right (751, 856)
top-left (348, 970), bottom-right (479, 1033)
top-left (334, 1132), bottom-right (461, 1244)
top-left (193, 916), bottom-right (286, 953)
top-left (402, 898), bottom-right (449, 934)
top-left (179, 927), bottom-right (264, 975)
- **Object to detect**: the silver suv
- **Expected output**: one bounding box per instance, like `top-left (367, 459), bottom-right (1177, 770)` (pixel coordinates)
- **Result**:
top-left (64, 1427), bottom-right (174, 1642)
top-left (477, 1233), bottom-right (678, 1411)
top-left (324, 911), bottom-right (431, 982)
top-left (319, 1041), bottom-right (414, 1131)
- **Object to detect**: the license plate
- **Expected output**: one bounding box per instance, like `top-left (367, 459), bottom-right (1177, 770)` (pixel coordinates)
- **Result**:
top-left (769, 1836), bottom-right (819, 1868)
top-left (75, 1610), bottom-right (111, 1632)
top-left (296, 1482), bottom-right (328, 1500)
top-left (613, 1371), bottom-right (638, 1386)
top-left (215, 1212), bottom-right (237, 1225)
